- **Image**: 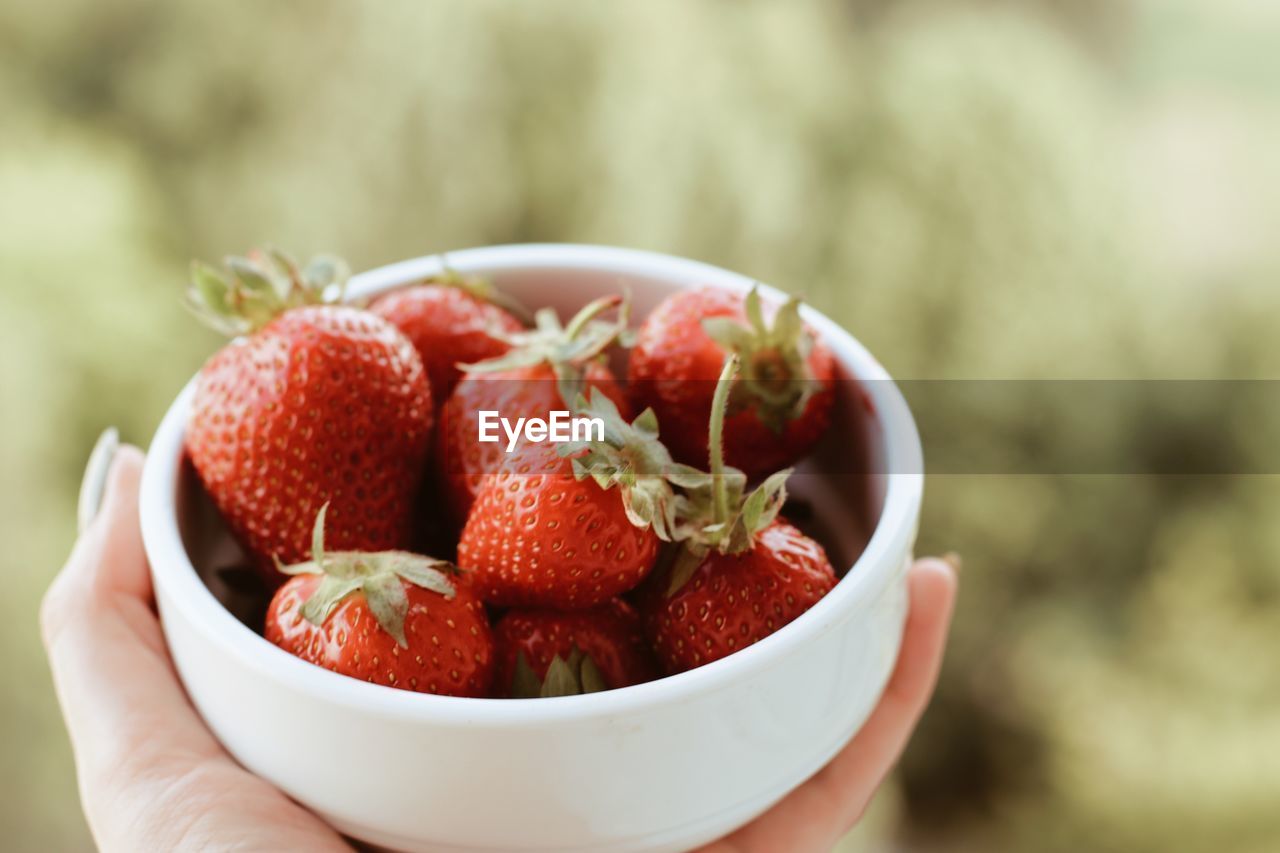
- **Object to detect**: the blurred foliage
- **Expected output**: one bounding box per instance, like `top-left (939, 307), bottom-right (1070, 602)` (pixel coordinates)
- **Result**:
top-left (3, 1), bottom-right (1280, 850)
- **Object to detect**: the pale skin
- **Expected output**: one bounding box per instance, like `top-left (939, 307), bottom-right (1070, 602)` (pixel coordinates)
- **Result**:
top-left (42, 445), bottom-right (958, 852)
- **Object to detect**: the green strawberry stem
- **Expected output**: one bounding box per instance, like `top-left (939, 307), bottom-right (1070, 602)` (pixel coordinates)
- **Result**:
top-left (461, 292), bottom-right (631, 408)
top-left (662, 354), bottom-right (792, 595)
top-left (186, 247), bottom-right (349, 337)
top-left (699, 286), bottom-right (818, 432)
top-left (708, 354), bottom-right (739, 527)
top-left (511, 646), bottom-right (608, 698)
top-left (559, 387), bottom-right (702, 542)
top-left (434, 264), bottom-right (535, 326)
top-left (563, 294), bottom-right (623, 343)
top-left (278, 504), bottom-right (457, 648)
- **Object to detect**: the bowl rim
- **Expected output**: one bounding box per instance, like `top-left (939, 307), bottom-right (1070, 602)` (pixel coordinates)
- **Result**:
top-left (140, 243), bottom-right (923, 725)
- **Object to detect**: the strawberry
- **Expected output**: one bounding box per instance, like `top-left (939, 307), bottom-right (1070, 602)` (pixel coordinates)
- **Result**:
top-left (629, 286), bottom-right (835, 480)
top-left (456, 389), bottom-right (690, 609)
top-left (493, 598), bottom-right (658, 697)
top-left (641, 518), bottom-right (835, 674)
top-left (184, 249), bottom-right (432, 582)
top-left (369, 271), bottom-right (528, 407)
top-left (639, 355), bottom-right (837, 673)
top-left (436, 296), bottom-right (630, 526)
top-left (265, 506), bottom-right (494, 696)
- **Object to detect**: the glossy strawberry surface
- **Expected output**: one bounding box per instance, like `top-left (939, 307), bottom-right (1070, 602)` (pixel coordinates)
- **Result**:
top-left (629, 288), bottom-right (835, 479)
top-left (492, 598), bottom-right (658, 695)
top-left (457, 443), bottom-right (659, 609)
top-left (266, 571), bottom-right (494, 696)
top-left (436, 361), bottom-right (627, 527)
top-left (640, 519), bottom-right (837, 673)
top-left (371, 285), bottom-right (522, 407)
top-left (186, 305), bottom-right (432, 580)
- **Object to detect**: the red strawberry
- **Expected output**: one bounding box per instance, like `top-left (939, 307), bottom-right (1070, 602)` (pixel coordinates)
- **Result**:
top-left (493, 598), bottom-right (658, 697)
top-left (456, 388), bottom-right (691, 609)
top-left (639, 355), bottom-right (837, 673)
top-left (456, 444), bottom-right (658, 609)
top-left (629, 286), bottom-right (835, 480)
top-left (369, 272), bottom-right (527, 407)
top-left (437, 296), bottom-right (630, 526)
top-left (266, 506), bottom-right (494, 697)
top-left (184, 249), bottom-right (432, 582)
top-left (641, 518), bottom-right (835, 673)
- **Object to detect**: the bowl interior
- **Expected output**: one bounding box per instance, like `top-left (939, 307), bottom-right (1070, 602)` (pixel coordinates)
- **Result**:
top-left (176, 246), bottom-right (896, 647)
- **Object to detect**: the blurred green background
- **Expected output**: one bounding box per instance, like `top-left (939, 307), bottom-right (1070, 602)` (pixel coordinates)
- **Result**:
top-left (4, 1), bottom-right (1279, 850)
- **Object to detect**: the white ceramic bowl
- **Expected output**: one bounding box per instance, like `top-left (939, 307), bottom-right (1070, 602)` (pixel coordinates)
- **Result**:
top-left (139, 244), bottom-right (923, 853)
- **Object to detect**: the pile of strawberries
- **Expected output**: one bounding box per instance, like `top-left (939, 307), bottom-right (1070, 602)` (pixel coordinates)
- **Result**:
top-left (183, 248), bottom-right (841, 699)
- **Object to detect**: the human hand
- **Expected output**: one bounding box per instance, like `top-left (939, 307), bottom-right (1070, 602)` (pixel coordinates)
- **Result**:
top-left (696, 556), bottom-right (957, 852)
top-left (42, 439), bottom-right (350, 851)
top-left (43, 436), bottom-right (955, 852)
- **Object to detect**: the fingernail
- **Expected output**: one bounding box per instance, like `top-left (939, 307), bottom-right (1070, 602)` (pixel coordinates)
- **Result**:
top-left (941, 551), bottom-right (963, 574)
top-left (77, 427), bottom-right (120, 534)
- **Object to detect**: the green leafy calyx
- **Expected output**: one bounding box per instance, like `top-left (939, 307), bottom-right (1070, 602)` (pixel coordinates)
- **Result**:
top-left (429, 264), bottom-right (534, 326)
top-left (278, 504), bottom-right (456, 648)
top-left (186, 247), bottom-right (349, 336)
top-left (701, 286), bottom-right (819, 432)
top-left (510, 647), bottom-right (608, 698)
top-left (557, 388), bottom-right (705, 542)
top-left (664, 355), bottom-right (791, 594)
top-left (461, 294), bottom-right (632, 406)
